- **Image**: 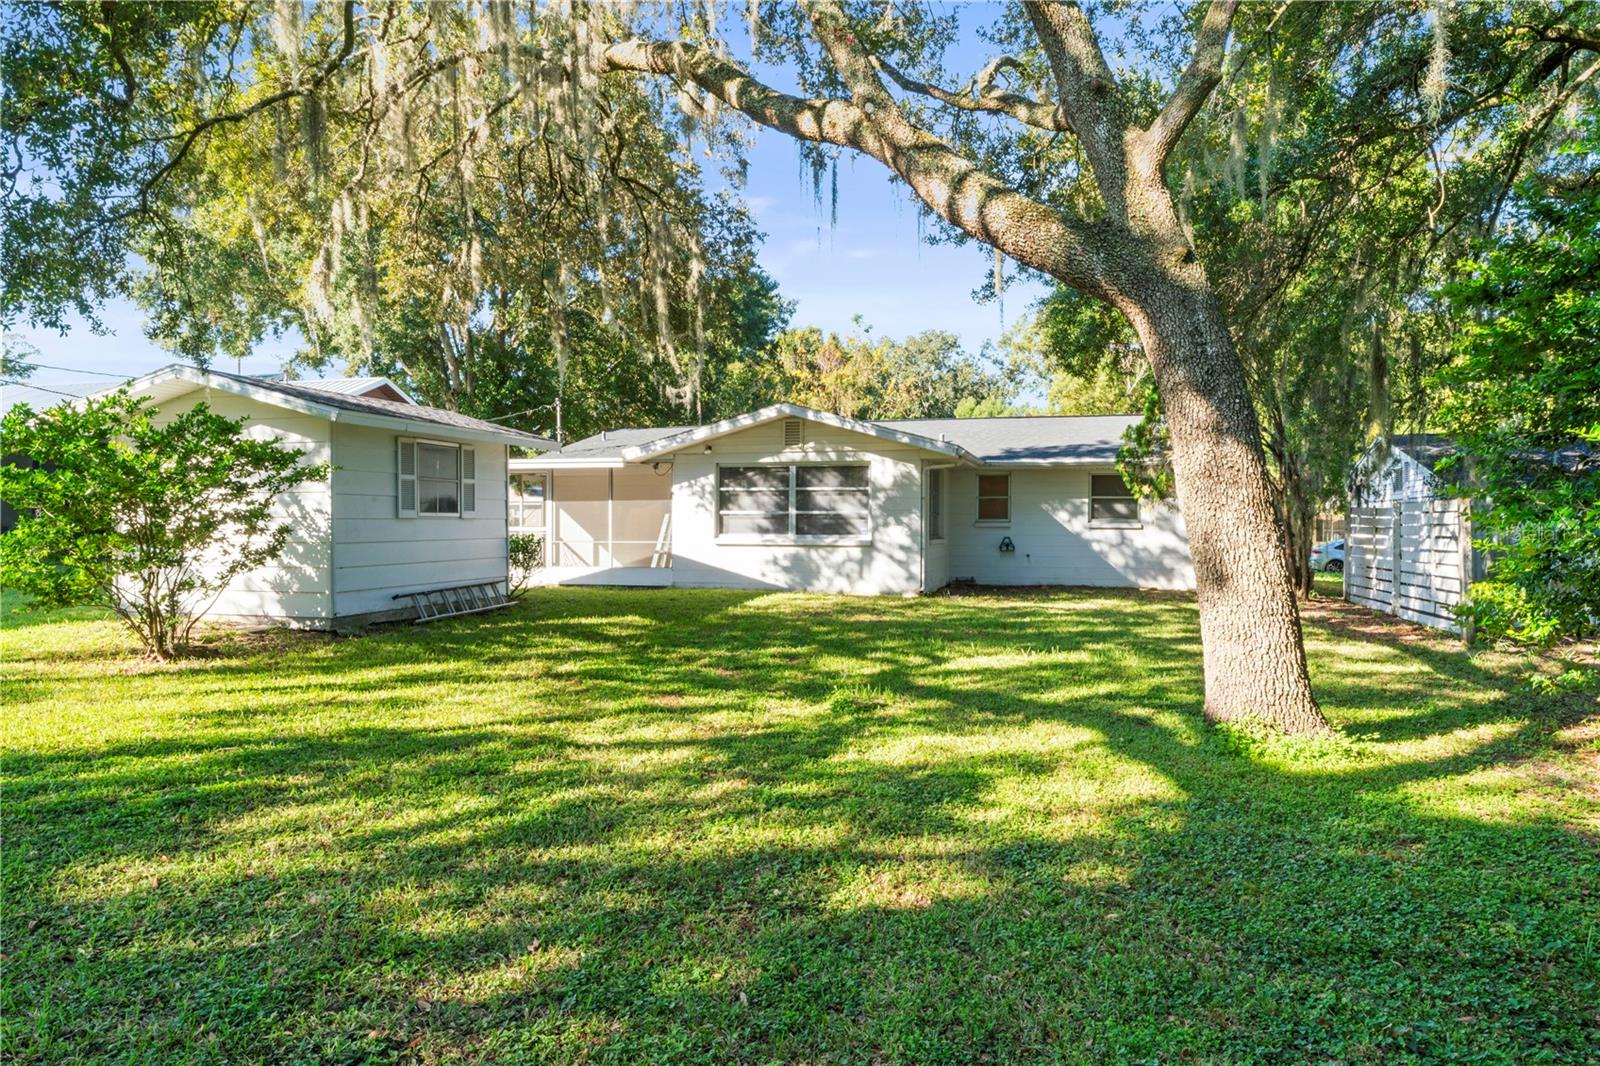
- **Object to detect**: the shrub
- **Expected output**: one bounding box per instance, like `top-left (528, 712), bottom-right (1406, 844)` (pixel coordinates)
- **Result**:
top-left (0, 391), bottom-right (328, 658)
top-left (508, 532), bottom-right (544, 594)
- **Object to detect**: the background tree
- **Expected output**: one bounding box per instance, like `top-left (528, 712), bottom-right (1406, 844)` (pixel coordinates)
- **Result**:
top-left (729, 324), bottom-right (1013, 419)
top-left (0, 393), bottom-right (328, 658)
top-left (1433, 119), bottom-right (1600, 648)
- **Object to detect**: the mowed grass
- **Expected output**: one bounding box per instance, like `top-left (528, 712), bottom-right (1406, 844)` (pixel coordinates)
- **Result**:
top-left (2, 587), bottom-right (1597, 1065)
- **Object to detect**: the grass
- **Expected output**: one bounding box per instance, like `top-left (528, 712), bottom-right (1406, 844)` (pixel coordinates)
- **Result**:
top-left (3, 586), bottom-right (1597, 1064)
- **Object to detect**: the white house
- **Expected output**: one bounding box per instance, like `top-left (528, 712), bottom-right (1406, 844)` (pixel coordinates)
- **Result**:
top-left (509, 404), bottom-right (1193, 595)
top-left (108, 365), bottom-right (554, 627)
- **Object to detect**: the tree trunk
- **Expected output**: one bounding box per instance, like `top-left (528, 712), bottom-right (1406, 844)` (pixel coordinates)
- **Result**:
top-left (1116, 275), bottom-right (1328, 733)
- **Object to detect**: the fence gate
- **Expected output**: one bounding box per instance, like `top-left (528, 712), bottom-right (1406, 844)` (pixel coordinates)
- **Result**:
top-left (1346, 498), bottom-right (1470, 632)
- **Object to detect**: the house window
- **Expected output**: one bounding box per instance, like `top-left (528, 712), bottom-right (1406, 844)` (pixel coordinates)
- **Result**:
top-left (418, 442), bottom-right (461, 514)
top-left (1090, 473), bottom-right (1140, 525)
top-left (977, 474), bottom-right (1010, 522)
top-left (717, 464), bottom-right (869, 539)
top-left (510, 473), bottom-right (546, 531)
top-left (398, 438), bottom-right (475, 518)
top-left (928, 469), bottom-right (944, 541)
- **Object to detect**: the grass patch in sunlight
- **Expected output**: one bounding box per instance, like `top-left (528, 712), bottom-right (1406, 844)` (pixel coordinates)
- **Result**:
top-left (3, 587), bottom-right (1597, 1064)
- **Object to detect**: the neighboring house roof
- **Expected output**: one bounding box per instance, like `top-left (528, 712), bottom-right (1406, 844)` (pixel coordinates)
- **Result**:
top-left (1383, 433), bottom-right (1460, 472)
top-left (288, 375), bottom-right (417, 405)
top-left (101, 365), bottom-right (556, 449)
top-left (519, 406), bottom-right (1141, 469)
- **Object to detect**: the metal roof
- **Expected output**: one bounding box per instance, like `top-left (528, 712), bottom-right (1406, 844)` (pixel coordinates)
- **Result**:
top-left (290, 375), bottom-right (416, 404)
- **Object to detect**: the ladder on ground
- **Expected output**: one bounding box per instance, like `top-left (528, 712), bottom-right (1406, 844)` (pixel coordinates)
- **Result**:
top-left (395, 581), bottom-right (512, 624)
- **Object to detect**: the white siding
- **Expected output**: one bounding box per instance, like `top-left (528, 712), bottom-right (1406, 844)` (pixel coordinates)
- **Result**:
top-left (943, 468), bottom-right (1193, 589)
top-left (922, 463), bottom-right (952, 592)
top-left (150, 389), bottom-right (334, 624)
top-left (329, 422), bottom-right (509, 617)
top-left (1347, 499), bottom-right (1469, 631)
top-left (666, 420), bottom-right (929, 596)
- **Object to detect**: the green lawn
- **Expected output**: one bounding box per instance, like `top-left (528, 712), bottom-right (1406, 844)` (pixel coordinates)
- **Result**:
top-left (3, 587), bottom-right (1596, 1064)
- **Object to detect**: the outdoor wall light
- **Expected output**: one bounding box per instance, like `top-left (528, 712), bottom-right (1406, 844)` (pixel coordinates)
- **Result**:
top-left (998, 536), bottom-right (1015, 553)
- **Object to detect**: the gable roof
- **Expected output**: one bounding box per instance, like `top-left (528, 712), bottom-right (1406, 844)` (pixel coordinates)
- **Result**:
top-left (620, 404), bottom-right (981, 463)
top-left (104, 365), bottom-right (555, 449)
top-left (520, 406), bottom-right (1142, 469)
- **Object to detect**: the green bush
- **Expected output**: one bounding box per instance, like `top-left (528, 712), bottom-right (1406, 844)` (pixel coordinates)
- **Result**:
top-left (0, 391), bottom-right (327, 657)
top-left (508, 532), bottom-right (544, 593)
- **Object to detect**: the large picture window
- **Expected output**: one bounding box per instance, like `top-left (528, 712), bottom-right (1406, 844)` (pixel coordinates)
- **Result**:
top-left (1090, 473), bottom-right (1139, 525)
top-left (718, 464), bottom-right (869, 539)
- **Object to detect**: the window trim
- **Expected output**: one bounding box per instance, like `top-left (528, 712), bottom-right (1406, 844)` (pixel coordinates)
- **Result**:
top-left (398, 436), bottom-right (476, 519)
top-left (715, 462), bottom-right (872, 545)
top-left (975, 472), bottom-right (1011, 525)
top-left (1088, 472), bottom-right (1141, 528)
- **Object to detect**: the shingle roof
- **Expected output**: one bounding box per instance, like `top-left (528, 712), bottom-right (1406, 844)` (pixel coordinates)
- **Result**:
top-left (551, 426), bottom-right (697, 461)
top-left (536, 412), bottom-right (1139, 466)
top-left (1388, 433), bottom-right (1460, 472)
top-left (195, 368), bottom-right (554, 447)
top-left (877, 415), bottom-right (1140, 463)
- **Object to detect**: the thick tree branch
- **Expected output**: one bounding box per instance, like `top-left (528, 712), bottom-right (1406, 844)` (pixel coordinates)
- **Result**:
top-left (603, 38), bottom-right (883, 154)
top-left (605, 26), bottom-right (1113, 297)
top-left (871, 55), bottom-right (1072, 132)
top-left (1141, 0), bottom-right (1240, 166)
top-left (1022, 1), bottom-right (1130, 216)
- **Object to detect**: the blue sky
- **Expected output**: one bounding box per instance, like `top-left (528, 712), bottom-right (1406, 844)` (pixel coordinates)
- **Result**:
top-left (5, 3), bottom-right (1053, 402)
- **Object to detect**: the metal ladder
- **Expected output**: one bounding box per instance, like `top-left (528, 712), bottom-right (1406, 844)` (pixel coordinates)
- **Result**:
top-left (395, 581), bottom-right (512, 624)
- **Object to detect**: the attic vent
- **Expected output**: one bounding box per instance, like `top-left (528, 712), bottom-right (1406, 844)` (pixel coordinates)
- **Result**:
top-left (783, 419), bottom-right (804, 447)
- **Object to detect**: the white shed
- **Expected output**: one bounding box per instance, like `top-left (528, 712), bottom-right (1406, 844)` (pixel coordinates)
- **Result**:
top-left (1345, 434), bottom-right (1483, 631)
top-left (109, 365), bottom-right (554, 627)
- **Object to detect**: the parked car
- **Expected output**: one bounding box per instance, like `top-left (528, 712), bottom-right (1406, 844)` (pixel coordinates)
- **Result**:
top-left (1310, 538), bottom-right (1345, 573)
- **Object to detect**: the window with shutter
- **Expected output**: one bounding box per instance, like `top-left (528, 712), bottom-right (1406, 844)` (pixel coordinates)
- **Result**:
top-left (460, 446), bottom-right (477, 515)
top-left (397, 438), bottom-right (418, 517)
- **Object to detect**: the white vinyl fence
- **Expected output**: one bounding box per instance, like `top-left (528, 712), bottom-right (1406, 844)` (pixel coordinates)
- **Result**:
top-left (1346, 498), bottom-right (1471, 632)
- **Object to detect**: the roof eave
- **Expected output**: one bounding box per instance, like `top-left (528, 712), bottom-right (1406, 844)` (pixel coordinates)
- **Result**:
top-left (100, 364), bottom-right (555, 448)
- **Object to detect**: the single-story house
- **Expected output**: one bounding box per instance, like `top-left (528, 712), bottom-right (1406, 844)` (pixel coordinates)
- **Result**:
top-left (101, 365), bottom-right (554, 627)
top-left (508, 403), bottom-right (1193, 595)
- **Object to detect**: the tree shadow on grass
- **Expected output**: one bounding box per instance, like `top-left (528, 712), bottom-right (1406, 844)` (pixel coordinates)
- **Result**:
top-left (4, 588), bottom-right (1596, 1063)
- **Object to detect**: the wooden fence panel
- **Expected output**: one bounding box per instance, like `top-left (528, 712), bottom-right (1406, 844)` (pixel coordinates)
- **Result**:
top-left (1344, 497), bottom-right (1468, 633)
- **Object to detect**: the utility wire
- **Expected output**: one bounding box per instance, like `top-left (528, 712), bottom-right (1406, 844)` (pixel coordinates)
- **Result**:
top-left (0, 379), bottom-right (91, 398)
top-left (2, 359), bottom-right (132, 379)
